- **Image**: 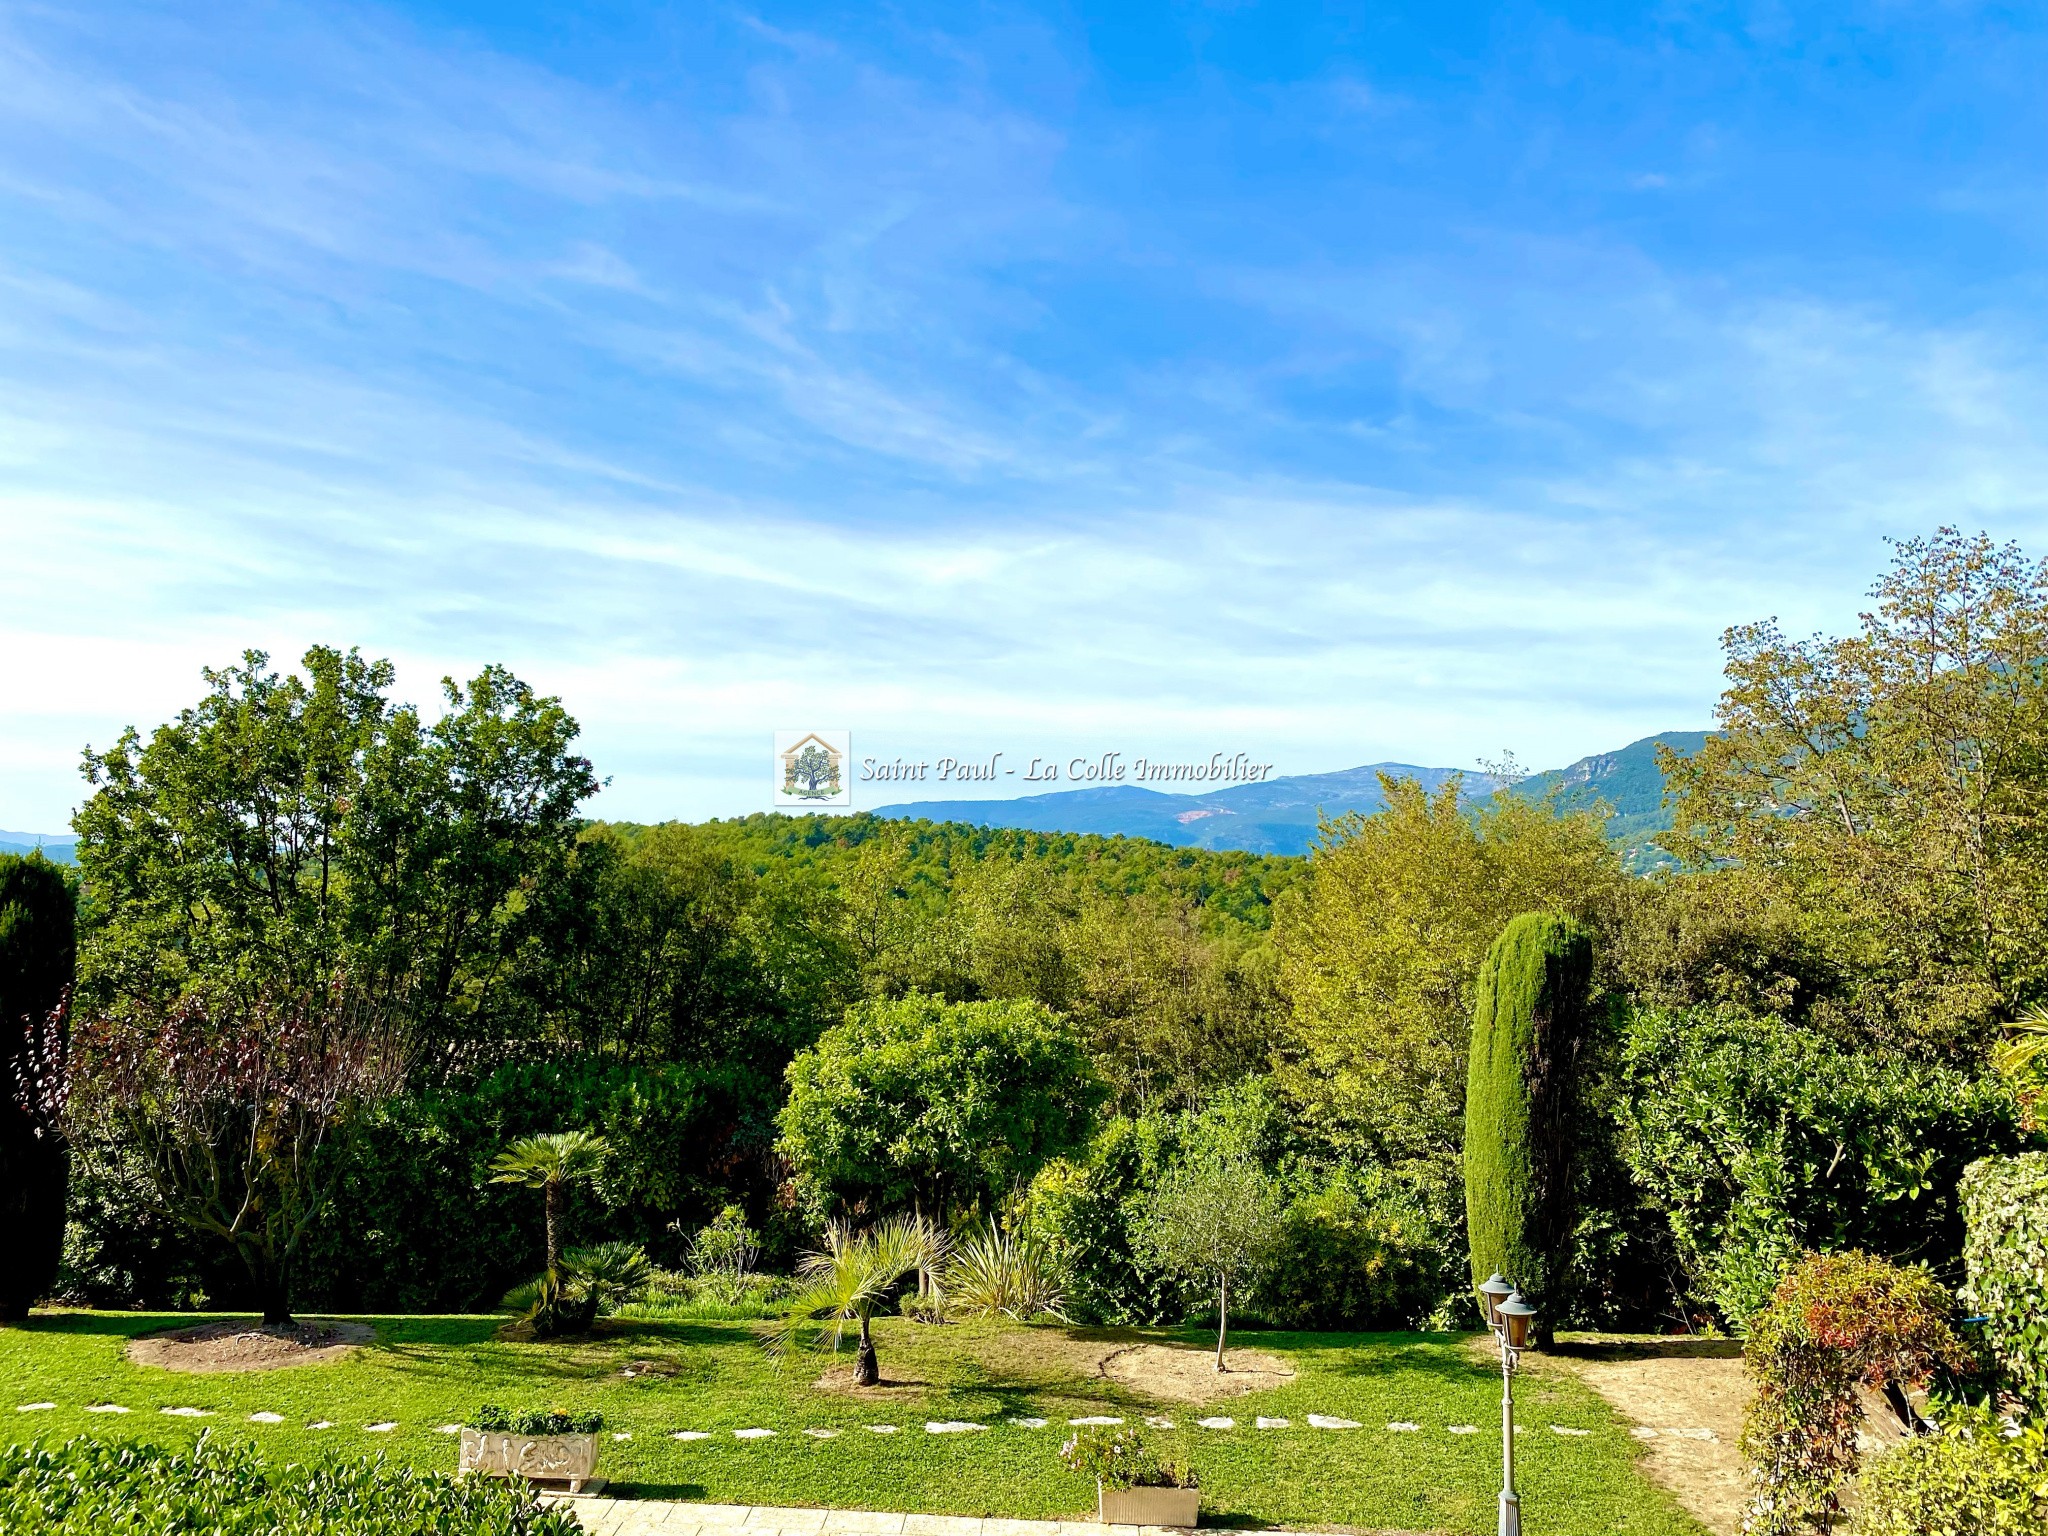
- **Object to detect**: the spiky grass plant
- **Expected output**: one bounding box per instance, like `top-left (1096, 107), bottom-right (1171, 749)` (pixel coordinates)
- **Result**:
top-left (944, 1227), bottom-right (1067, 1322)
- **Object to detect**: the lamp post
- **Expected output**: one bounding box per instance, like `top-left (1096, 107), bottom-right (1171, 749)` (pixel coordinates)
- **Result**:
top-left (1476, 1274), bottom-right (1538, 1536)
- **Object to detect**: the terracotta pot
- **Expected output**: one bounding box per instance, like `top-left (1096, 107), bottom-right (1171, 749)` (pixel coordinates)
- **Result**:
top-left (1098, 1482), bottom-right (1200, 1527)
top-left (458, 1428), bottom-right (600, 1493)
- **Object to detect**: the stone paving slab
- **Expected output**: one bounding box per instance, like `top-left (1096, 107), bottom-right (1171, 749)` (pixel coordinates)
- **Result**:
top-left (540, 1501), bottom-right (1321, 1536)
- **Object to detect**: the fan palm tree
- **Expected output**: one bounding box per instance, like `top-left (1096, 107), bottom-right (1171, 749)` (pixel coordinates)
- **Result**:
top-left (767, 1215), bottom-right (948, 1386)
top-left (489, 1130), bottom-right (609, 1272)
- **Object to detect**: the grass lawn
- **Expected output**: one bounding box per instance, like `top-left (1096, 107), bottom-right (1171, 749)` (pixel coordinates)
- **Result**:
top-left (0, 1311), bottom-right (1704, 1536)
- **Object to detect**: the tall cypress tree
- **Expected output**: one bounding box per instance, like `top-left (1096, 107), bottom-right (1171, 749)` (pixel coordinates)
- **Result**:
top-left (0, 853), bottom-right (76, 1322)
top-left (1463, 910), bottom-right (1593, 1344)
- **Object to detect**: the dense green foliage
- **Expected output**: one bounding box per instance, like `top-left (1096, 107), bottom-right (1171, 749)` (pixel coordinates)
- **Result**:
top-left (1740, 1252), bottom-right (1969, 1535)
top-left (1463, 912), bottom-right (1593, 1332)
top-left (779, 993), bottom-right (1103, 1219)
top-left (1960, 1153), bottom-right (2048, 1420)
top-left (1855, 1408), bottom-right (2048, 1536)
top-left (0, 1433), bottom-right (582, 1535)
top-left (1622, 1010), bottom-right (2026, 1324)
top-left (0, 853), bottom-right (74, 1322)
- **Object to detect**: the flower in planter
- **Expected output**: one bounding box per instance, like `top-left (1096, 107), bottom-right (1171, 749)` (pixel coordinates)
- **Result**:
top-left (1058, 1426), bottom-right (1198, 1491)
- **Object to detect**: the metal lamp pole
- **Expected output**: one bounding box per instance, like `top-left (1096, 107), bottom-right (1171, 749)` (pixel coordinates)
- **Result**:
top-left (1476, 1274), bottom-right (1538, 1536)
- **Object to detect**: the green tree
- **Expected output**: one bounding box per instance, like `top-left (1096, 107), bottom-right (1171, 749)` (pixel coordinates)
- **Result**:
top-left (1463, 912), bottom-right (1594, 1341)
top-left (490, 1130), bottom-right (610, 1274)
top-left (1133, 1135), bottom-right (1286, 1369)
top-left (1275, 777), bottom-right (1624, 1200)
top-left (67, 979), bottom-right (406, 1324)
top-left (1666, 528), bottom-right (2048, 1051)
top-left (75, 648), bottom-right (598, 1039)
top-left (778, 993), bottom-right (1104, 1219)
top-left (0, 854), bottom-right (75, 1320)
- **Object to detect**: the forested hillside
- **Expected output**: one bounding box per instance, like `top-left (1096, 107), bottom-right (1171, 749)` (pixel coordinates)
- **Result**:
top-left (29, 531), bottom-right (2046, 1349)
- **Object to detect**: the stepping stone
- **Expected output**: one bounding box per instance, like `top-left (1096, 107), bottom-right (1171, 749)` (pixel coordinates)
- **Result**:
top-left (1672, 1428), bottom-right (1717, 1440)
top-left (85, 1405), bottom-right (130, 1415)
top-left (803, 1428), bottom-right (839, 1439)
top-left (1307, 1415), bottom-right (1360, 1430)
top-left (1386, 1421), bottom-right (1420, 1432)
top-left (1196, 1417), bottom-right (1235, 1430)
top-left (308, 1422), bottom-right (334, 1431)
top-left (734, 1428), bottom-right (776, 1439)
top-left (248, 1412), bottom-right (285, 1424)
top-left (1009, 1417), bottom-right (1048, 1429)
top-left (671, 1431), bottom-right (712, 1441)
top-left (15, 1404), bottom-right (55, 1413)
top-left (1144, 1416), bottom-right (1176, 1429)
top-left (161, 1407), bottom-right (213, 1417)
top-left (1068, 1416), bottom-right (1122, 1426)
top-left (1550, 1425), bottom-right (1590, 1437)
top-left (437, 1424), bottom-right (463, 1435)
top-left (1256, 1417), bottom-right (1290, 1430)
top-left (865, 1425), bottom-right (898, 1434)
top-left (613, 1432), bottom-right (634, 1441)
top-left (1449, 1425), bottom-right (1480, 1435)
top-left (925, 1421), bottom-right (986, 1433)
top-left (1630, 1426), bottom-right (1658, 1440)
top-left (365, 1422), bottom-right (397, 1433)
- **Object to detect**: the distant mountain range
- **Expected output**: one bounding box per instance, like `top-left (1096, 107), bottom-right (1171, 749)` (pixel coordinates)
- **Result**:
top-left (1, 731), bottom-right (1711, 870)
top-left (0, 830), bottom-right (78, 864)
top-left (875, 731), bottom-right (1711, 863)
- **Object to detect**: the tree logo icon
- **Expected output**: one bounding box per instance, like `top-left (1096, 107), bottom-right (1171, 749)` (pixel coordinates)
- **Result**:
top-left (773, 731), bottom-right (852, 806)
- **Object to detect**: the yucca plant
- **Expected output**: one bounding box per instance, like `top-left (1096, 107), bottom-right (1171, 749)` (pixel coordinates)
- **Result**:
top-left (945, 1227), bottom-right (1068, 1321)
top-left (766, 1215), bottom-right (948, 1385)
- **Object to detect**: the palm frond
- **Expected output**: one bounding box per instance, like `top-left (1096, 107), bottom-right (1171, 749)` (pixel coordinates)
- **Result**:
top-left (488, 1129), bottom-right (611, 1187)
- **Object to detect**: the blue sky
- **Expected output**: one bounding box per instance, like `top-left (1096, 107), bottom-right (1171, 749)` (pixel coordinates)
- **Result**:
top-left (2, 1), bottom-right (2046, 827)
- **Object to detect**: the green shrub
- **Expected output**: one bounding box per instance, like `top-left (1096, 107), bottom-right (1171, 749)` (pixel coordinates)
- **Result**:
top-left (1259, 1174), bottom-right (1435, 1330)
top-left (1621, 1008), bottom-right (2025, 1326)
top-left (1960, 1152), bottom-right (2048, 1420)
top-left (471, 1405), bottom-right (604, 1436)
top-left (1741, 1251), bottom-right (1969, 1535)
top-left (278, 1057), bottom-right (779, 1313)
top-left (1855, 1406), bottom-right (2048, 1536)
top-left (0, 1433), bottom-right (582, 1534)
top-left (1021, 1115), bottom-right (1198, 1326)
top-left (0, 853), bottom-right (75, 1321)
top-left (1463, 911), bottom-right (1594, 1332)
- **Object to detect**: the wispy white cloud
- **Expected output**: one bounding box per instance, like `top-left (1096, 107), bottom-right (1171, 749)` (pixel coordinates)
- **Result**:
top-left (1, 0), bottom-right (2046, 828)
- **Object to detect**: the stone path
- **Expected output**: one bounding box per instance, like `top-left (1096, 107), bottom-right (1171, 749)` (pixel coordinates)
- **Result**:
top-left (546, 1499), bottom-right (1340, 1536)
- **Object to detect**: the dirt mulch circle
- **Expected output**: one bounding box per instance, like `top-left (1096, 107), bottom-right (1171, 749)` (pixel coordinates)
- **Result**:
top-left (1100, 1343), bottom-right (1295, 1402)
top-left (1548, 1338), bottom-right (1752, 1536)
top-left (127, 1319), bottom-right (376, 1374)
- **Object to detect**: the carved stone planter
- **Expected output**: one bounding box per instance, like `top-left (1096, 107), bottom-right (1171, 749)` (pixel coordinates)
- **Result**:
top-left (1099, 1484), bottom-right (1200, 1527)
top-left (459, 1427), bottom-right (600, 1493)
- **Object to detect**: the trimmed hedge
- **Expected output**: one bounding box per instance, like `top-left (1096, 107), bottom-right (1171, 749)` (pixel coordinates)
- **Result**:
top-left (0, 1434), bottom-right (583, 1534)
top-left (1960, 1152), bottom-right (2048, 1419)
top-left (1464, 911), bottom-right (1593, 1330)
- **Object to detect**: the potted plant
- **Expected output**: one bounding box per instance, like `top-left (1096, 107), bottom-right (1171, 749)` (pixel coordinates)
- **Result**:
top-left (459, 1404), bottom-right (604, 1494)
top-left (1060, 1425), bottom-right (1201, 1527)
